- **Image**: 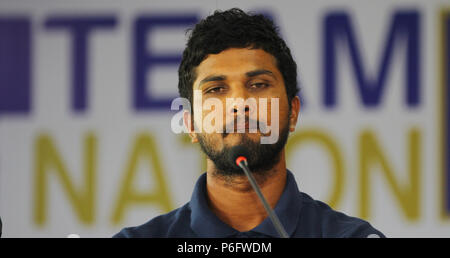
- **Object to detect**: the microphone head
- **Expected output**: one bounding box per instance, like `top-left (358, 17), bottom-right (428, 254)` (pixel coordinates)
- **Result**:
top-left (229, 145), bottom-right (250, 168)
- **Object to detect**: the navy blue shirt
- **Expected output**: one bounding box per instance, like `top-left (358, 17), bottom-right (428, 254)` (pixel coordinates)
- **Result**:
top-left (114, 170), bottom-right (385, 238)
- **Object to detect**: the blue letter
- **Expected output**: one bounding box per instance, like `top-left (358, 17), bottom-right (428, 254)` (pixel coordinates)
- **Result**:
top-left (323, 11), bottom-right (420, 108)
top-left (0, 17), bottom-right (31, 116)
top-left (134, 14), bottom-right (198, 111)
top-left (45, 16), bottom-right (117, 112)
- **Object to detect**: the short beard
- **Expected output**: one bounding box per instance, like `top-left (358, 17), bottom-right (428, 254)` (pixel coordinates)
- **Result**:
top-left (197, 120), bottom-right (290, 178)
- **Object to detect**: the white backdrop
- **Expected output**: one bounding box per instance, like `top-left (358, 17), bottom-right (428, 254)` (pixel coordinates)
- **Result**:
top-left (0, 0), bottom-right (449, 237)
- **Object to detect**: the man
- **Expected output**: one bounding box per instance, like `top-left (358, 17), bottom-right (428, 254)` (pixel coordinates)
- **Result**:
top-left (114, 8), bottom-right (384, 238)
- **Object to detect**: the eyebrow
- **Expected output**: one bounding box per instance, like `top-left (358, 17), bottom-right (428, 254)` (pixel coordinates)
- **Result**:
top-left (198, 75), bottom-right (226, 87)
top-left (198, 69), bottom-right (277, 88)
top-left (245, 69), bottom-right (277, 80)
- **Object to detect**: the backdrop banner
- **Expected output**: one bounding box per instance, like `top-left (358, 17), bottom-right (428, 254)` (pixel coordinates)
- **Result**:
top-left (0, 0), bottom-right (449, 237)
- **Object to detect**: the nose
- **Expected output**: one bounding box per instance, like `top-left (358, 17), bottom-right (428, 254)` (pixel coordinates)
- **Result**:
top-left (226, 85), bottom-right (252, 116)
top-left (231, 106), bottom-right (250, 113)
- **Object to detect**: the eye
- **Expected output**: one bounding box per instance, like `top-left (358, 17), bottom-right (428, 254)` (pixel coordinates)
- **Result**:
top-left (249, 82), bottom-right (269, 89)
top-left (205, 86), bottom-right (226, 94)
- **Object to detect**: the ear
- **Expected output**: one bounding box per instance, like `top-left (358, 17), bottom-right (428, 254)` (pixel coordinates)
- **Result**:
top-left (183, 110), bottom-right (199, 143)
top-left (289, 96), bottom-right (300, 132)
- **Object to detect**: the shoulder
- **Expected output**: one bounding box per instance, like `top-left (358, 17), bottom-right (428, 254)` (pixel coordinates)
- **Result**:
top-left (113, 203), bottom-right (194, 238)
top-left (299, 192), bottom-right (385, 238)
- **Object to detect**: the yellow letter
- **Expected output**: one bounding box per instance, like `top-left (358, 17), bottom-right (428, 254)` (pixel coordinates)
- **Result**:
top-left (359, 128), bottom-right (421, 220)
top-left (286, 129), bottom-right (345, 209)
top-left (111, 133), bottom-right (174, 224)
top-left (34, 133), bottom-right (96, 226)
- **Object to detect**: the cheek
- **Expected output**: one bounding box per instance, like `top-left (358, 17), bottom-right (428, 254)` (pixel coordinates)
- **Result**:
top-left (204, 100), bottom-right (227, 132)
top-left (201, 132), bottom-right (225, 150)
top-left (257, 97), bottom-right (289, 125)
top-left (192, 102), bottom-right (222, 130)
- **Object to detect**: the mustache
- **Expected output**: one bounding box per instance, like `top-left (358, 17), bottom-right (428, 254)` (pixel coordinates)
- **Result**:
top-left (221, 116), bottom-right (268, 136)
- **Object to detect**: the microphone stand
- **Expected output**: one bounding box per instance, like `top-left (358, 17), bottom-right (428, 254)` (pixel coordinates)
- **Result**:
top-left (237, 158), bottom-right (289, 238)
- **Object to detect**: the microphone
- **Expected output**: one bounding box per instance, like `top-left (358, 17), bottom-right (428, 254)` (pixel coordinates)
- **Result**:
top-left (229, 146), bottom-right (289, 238)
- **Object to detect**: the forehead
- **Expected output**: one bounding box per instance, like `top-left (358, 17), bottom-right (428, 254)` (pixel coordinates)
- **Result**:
top-left (194, 48), bottom-right (280, 85)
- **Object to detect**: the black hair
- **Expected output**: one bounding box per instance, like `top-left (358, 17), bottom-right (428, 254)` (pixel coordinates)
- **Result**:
top-left (178, 8), bottom-right (299, 108)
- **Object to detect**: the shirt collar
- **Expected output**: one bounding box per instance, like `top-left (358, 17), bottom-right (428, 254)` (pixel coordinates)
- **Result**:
top-left (189, 169), bottom-right (302, 238)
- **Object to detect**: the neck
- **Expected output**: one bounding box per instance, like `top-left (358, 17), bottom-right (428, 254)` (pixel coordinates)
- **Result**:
top-left (205, 150), bottom-right (287, 232)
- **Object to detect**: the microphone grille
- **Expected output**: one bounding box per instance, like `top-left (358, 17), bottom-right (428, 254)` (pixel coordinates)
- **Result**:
top-left (229, 145), bottom-right (250, 168)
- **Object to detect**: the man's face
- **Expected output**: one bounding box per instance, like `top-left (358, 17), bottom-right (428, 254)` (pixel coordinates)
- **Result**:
top-left (188, 48), bottom-right (297, 175)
